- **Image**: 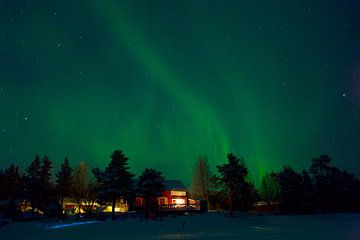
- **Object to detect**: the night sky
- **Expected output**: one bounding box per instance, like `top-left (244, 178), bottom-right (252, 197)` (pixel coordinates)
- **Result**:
top-left (1, 0), bottom-right (360, 186)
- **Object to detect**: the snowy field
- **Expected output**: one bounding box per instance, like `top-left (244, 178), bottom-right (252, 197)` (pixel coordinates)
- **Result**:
top-left (1, 212), bottom-right (360, 240)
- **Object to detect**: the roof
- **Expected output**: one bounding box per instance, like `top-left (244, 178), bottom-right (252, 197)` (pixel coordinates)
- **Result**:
top-left (133, 179), bottom-right (187, 191)
top-left (164, 180), bottom-right (187, 191)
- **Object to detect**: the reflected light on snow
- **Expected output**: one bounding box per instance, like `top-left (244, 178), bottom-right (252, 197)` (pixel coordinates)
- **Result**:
top-left (49, 221), bottom-right (100, 229)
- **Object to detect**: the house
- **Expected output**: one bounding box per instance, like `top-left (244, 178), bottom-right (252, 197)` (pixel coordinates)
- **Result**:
top-left (60, 180), bottom-right (207, 215)
top-left (135, 180), bottom-right (207, 213)
top-left (250, 201), bottom-right (279, 214)
top-left (62, 197), bottom-right (128, 215)
top-left (158, 180), bottom-right (188, 211)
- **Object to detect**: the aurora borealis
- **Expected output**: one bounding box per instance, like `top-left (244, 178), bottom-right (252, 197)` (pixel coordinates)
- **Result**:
top-left (1, 1), bottom-right (360, 186)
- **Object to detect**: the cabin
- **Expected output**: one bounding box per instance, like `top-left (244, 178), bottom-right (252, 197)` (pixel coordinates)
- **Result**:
top-left (135, 180), bottom-right (207, 213)
top-left (250, 201), bottom-right (279, 214)
top-left (62, 197), bottom-right (128, 215)
top-left (158, 180), bottom-right (188, 211)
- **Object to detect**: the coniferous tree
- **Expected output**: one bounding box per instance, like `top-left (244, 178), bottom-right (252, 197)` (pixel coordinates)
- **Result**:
top-left (39, 155), bottom-right (54, 213)
top-left (1, 164), bottom-right (23, 217)
top-left (300, 170), bottom-right (316, 212)
top-left (93, 150), bottom-right (134, 220)
top-left (309, 155), bottom-right (337, 212)
top-left (238, 180), bottom-right (259, 211)
top-left (25, 155), bottom-right (54, 214)
top-left (2, 164), bottom-right (22, 200)
top-left (310, 154), bottom-right (332, 176)
top-left (55, 157), bottom-right (73, 218)
top-left (0, 169), bottom-right (4, 200)
top-left (25, 155), bottom-right (42, 213)
top-left (216, 153), bottom-right (248, 217)
top-left (277, 166), bottom-right (315, 213)
top-left (137, 168), bottom-right (165, 216)
top-left (190, 154), bottom-right (211, 202)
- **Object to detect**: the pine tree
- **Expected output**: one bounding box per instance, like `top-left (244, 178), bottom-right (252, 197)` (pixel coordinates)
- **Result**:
top-left (93, 150), bottom-right (134, 220)
top-left (25, 155), bottom-right (54, 213)
top-left (277, 166), bottom-right (313, 213)
top-left (1, 164), bottom-right (23, 217)
top-left (216, 153), bottom-right (248, 217)
top-left (25, 155), bottom-right (42, 213)
top-left (0, 169), bottom-right (4, 200)
top-left (310, 154), bottom-right (331, 176)
top-left (55, 157), bottom-right (73, 218)
top-left (137, 168), bottom-right (165, 216)
top-left (39, 155), bottom-right (54, 212)
top-left (300, 170), bottom-right (315, 212)
top-left (309, 155), bottom-right (335, 212)
top-left (2, 164), bottom-right (22, 200)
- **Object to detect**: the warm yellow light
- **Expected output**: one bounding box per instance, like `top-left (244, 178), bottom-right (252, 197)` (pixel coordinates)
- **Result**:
top-left (172, 198), bottom-right (185, 205)
top-left (171, 191), bottom-right (186, 196)
top-left (102, 206), bottom-right (128, 213)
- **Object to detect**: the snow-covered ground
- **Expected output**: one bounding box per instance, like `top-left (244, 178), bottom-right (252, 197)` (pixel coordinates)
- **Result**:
top-left (1, 212), bottom-right (359, 240)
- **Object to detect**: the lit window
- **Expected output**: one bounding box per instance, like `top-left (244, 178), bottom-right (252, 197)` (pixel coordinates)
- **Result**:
top-left (172, 198), bottom-right (185, 205)
top-left (171, 191), bottom-right (186, 196)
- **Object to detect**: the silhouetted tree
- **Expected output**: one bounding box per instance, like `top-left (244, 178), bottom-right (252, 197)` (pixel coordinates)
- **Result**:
top-left (308, 155), bottom-right (354, 212)
top-left (314, 165), bottom-right (358, 212)
top-left (276, 166), bottom-right (315, 213)
top-left (1, 164), bottom-right (22, 200)
top-left (190, 154), bottom-right (211, 202)
top-left (277, 166), bottom-right (302, 213)
top-left (0, 169), bottom-right (4, 199)
top-left (81, 181), bottom-right (98, 217)
top-left (216, 153), bottom-right (248, 217)
top-left (207, 174), bottom-right (226, 210)
top-left (260, 172), bottom-right (280, 203)
top-left (70, 162), bottom-right (98, 218)
top-left (55, 157), bottom-right (73, 219)
top-left (39, 155), bottom-right (54, 213)
top-left (25, 155), bottom-right (42, 213)
top-left (24, 155), bottom-right (54, 214)
top-left (310, 154), bottom-right (331, 177)
top-left (137, 168), bottom-right (165, 217)
top-left (0, 164), bottom-right (23, 217)
top-left (238, 180), bottom-right (259, 211)
top-left (93, 150), bottom-right (134, 220)
top-left (299, 170), bottom-right (316, 212)
top-left (71, 162), bottom-right (88, 218)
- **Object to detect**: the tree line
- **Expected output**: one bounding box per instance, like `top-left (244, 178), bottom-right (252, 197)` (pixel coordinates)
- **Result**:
top-left (1, 150), bottom-right (360, 220)
top-left (190, 153), bottom-right (360, 216)
top-left (0, 150), bottom-right (166, 221)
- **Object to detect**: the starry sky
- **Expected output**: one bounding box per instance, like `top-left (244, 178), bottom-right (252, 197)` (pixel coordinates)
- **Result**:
top-left (1, 0), bottom-right (360, 186)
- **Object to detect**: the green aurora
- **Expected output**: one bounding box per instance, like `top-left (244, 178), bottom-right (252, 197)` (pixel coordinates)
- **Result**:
top-left (1, 1), bottom-right (360, 186)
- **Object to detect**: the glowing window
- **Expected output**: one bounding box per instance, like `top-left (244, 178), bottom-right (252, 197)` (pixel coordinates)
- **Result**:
top-left (172, 198), bottom-right (186, 205)
top-left (171, 191), bottom-right (186, 196)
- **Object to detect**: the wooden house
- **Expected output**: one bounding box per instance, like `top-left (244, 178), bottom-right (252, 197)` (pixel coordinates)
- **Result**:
top-left (158, 180), bottom-right (188, 211)
top-left (135, 180), bottom-right (207, 213)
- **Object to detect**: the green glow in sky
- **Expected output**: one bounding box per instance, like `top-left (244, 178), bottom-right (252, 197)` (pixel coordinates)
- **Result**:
top-left (1, 1), bottom-right (360, 186)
